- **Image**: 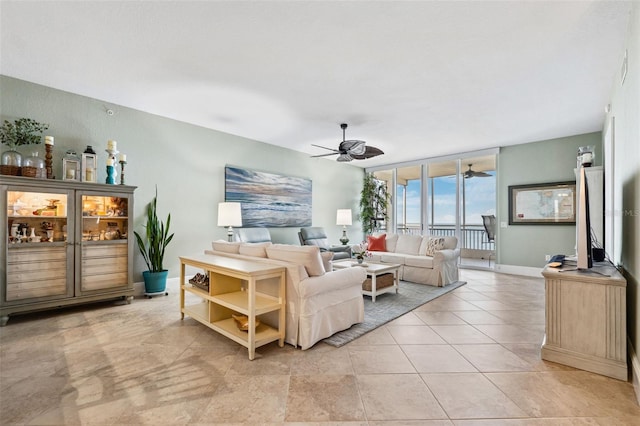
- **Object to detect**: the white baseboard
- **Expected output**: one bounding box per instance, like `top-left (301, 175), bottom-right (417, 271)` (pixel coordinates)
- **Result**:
top-left (494, 264), bottom-right (544, 278)
top-left (629, 338), bottom-right (640, 405)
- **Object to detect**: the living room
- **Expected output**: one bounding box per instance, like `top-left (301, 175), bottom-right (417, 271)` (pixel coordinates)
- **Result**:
top-left (1, 1), bottom-right (639, 423)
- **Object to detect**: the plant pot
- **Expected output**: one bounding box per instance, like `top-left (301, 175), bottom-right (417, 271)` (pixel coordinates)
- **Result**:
top-left (143, 270), bottom-right (168, 294)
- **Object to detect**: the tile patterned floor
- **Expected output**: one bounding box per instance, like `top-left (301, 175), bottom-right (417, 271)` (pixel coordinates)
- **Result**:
top-left (1, 269), bottom-right (639, 425)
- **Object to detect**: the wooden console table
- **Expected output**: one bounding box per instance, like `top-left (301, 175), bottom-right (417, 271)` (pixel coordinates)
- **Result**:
top-left (179, 254), bottom-right (285, 360)
top-left (541, 263), bottom-right (627, 380)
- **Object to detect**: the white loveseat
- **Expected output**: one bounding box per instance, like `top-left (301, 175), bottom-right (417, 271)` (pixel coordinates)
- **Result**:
top-left (366, 233), bottom-right (460, 287)
top-left (204, 241), bottom-right (366, 350)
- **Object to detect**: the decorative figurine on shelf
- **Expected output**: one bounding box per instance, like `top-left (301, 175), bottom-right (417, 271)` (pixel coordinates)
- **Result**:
top-left (119, 153), bottom-right (126, 185)
top-left (106, 158), bottom-right (116, 184)
top-left (105, 139), bottom-right (118, 183)
top-left (45, 136), bottom-right (54, 179)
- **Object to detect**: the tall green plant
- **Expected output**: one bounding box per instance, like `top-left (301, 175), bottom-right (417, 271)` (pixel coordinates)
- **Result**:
top-left (359, 172), bottom-right (389, 235)
top-left (134, 188), bottom-right (174, 272)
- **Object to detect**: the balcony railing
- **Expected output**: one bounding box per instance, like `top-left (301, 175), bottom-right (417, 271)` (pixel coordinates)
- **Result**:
top-left (396, 224), bottom-right (492, 251)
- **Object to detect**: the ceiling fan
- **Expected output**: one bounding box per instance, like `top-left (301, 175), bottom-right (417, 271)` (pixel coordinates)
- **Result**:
top-left (463, 164), bottom-right (491, 178)
top-left (311, 123), bottom-right (384, 162)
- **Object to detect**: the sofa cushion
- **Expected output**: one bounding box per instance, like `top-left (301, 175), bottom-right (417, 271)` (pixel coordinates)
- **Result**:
top-left (212, 240), bottom-right (241, 254)
top-left (395, 234), bottom-right (423, 255)
top-left (238, 242), bottom-right (271, 258)
top-left (405, 255), bottom-right (434, 268)
top-left (385, 234), bottom-right (399, 252)
top-left (367, 234), bottom-right (386, 251)
top-left (423, 237), bottom-right (446, 256)
top-left (380, 253), bottom-right (406, 265)
top-left (266, 244), bottom-right (326, 277)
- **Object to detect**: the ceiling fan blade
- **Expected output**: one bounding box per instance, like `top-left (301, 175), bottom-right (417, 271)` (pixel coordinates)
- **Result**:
top-left (351, 146), bottom-right (384, 160)
top-left (311, 152), bottom-right (339, 158)
top-left (336, 153), bottom-right (353, 162)
top-left (472, 171), bottom-right (491, 177)
top-left (311, 144), bottom-right (340, 153)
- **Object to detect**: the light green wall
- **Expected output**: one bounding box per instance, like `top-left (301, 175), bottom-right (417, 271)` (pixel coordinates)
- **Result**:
top-left (606, 3), bottom-right (640, 366)
top-left (497, 132), bottom-right (602, 268)
top-left (0, 76), bottom-right (364, 279)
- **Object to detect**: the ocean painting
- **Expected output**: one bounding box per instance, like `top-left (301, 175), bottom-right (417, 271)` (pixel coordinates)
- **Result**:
top-left (225, 167), bottom-right (312, 227)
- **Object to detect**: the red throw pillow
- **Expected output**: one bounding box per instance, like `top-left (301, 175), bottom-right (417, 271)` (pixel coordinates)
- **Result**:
top-left (367, 234), bottom-right (386, 251)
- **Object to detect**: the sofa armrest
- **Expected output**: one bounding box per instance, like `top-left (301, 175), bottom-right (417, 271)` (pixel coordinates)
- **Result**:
top-left (432, 248), bottom-right (460, 265)
top-left (298, 267), bottom-right (366, 298)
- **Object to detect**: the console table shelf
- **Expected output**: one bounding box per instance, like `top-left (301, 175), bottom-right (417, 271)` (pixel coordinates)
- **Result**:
top-left (179, 254), bottom-right (286, 360)
top-left (541, 262), bottom-right (627, 380)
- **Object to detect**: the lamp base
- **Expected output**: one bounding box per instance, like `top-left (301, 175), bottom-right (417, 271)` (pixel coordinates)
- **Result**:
top-left (340, 229), bottom-right (349, 245)
top-left (227, 226), bottom-right (234, 242)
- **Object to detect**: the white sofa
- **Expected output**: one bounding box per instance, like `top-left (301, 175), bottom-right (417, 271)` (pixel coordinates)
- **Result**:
top-left (366, 233), bottom-right (460, 287)
top-left (204, 241), bottom-right (366, 350)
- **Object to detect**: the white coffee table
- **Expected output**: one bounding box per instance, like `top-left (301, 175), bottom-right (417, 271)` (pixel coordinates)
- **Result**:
top-left (332, 260), bottom-right (401, 302)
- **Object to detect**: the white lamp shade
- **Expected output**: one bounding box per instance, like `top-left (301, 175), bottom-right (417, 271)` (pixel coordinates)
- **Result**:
top-left (336, 209), bottom-right (352, 226)
top-left (217, 202), bottom-right (243, 227)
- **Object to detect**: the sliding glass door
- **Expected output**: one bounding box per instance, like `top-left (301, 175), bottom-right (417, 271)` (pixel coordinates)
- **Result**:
top-left (396, 165), bottom-right (422, 235)
top-left (368, 150), bottom-right (497, 269)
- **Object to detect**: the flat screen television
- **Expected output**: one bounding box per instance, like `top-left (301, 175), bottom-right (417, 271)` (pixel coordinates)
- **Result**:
top-left (576, 166), bottom-right (593, 269)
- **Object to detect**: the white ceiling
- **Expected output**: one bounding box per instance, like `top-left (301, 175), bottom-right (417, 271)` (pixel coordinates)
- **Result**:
top-left (0, 1), bottom-right (632, 168)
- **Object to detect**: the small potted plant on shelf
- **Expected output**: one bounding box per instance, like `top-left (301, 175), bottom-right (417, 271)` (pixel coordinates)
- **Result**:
top-left (0, 118), bottom-right (49, 175)
top-left (134, 187), bottom-right (174, 297)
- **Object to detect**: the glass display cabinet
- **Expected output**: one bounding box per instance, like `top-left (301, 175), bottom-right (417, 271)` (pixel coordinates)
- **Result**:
top-left (1, 175), bottom-right (136, 326)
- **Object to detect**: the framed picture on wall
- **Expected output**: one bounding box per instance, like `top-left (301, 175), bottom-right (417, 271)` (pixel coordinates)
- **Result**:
top-left (224, 166), bottom-right (312, 227)
top-left (509, 181), bottom-right (576, 225)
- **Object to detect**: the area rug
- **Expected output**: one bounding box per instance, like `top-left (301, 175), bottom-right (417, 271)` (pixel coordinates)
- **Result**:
top-left (323, 280), bottom-right (466, 347)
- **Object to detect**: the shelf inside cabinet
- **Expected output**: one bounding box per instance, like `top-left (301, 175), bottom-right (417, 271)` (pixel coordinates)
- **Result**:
top-left (82, 216), bottom-right (128, 219)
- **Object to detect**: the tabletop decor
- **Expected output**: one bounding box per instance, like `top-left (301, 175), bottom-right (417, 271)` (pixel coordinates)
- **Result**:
top-left (105, 140), bottom-right (119, 183)
top-left (352, 242), bottom-right (370, 264)
top-left (81, 145), bottom-right (97, 182)
top-left (62, 150), bottom-right (81, 181)
top-left (44, 136), bottom-right (54, 179)
top-left (119, 153), bottom-right (127, 185)
top-left (0, 118), bottom-right (49, 175)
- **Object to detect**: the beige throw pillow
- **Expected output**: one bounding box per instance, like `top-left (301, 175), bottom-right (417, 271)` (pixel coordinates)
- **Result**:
top-left (424, 237), bottom-right (446, 256)
top-left (320, 251), bottom-right (334, 272)
top-left (266, 244), bottom-right (325, 276)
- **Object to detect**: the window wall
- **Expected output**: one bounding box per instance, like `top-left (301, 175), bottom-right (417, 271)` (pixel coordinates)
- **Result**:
top-left (367, 149), bottom-right (497, 268)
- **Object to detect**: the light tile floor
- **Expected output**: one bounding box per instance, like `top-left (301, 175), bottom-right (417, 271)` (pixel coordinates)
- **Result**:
top-left (1, 269), bottom-right (639, 425)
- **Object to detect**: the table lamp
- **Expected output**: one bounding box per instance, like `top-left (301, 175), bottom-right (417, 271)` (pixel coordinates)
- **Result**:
top-left (336, 209), bottom-right (352, 245)
top-left (218, 202), bottom-right (242, 242)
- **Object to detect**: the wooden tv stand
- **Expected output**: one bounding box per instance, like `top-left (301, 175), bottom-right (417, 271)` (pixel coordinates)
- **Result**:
top-left (541, 262), bottom-right (627, 380)
top-left (179, 254), bottom-right (285, 360)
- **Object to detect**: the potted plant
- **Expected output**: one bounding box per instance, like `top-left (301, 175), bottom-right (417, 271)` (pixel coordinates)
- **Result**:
top-left (134, 188), bottom-right (174, 295)
top-left (359, 172), bottom-right (389, 235)
top-left (0, 118), bottom-right (49, 174)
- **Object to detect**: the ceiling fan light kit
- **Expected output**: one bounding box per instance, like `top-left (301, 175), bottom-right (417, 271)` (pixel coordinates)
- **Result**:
top-left (311, 123), bottom-right (384, 162)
